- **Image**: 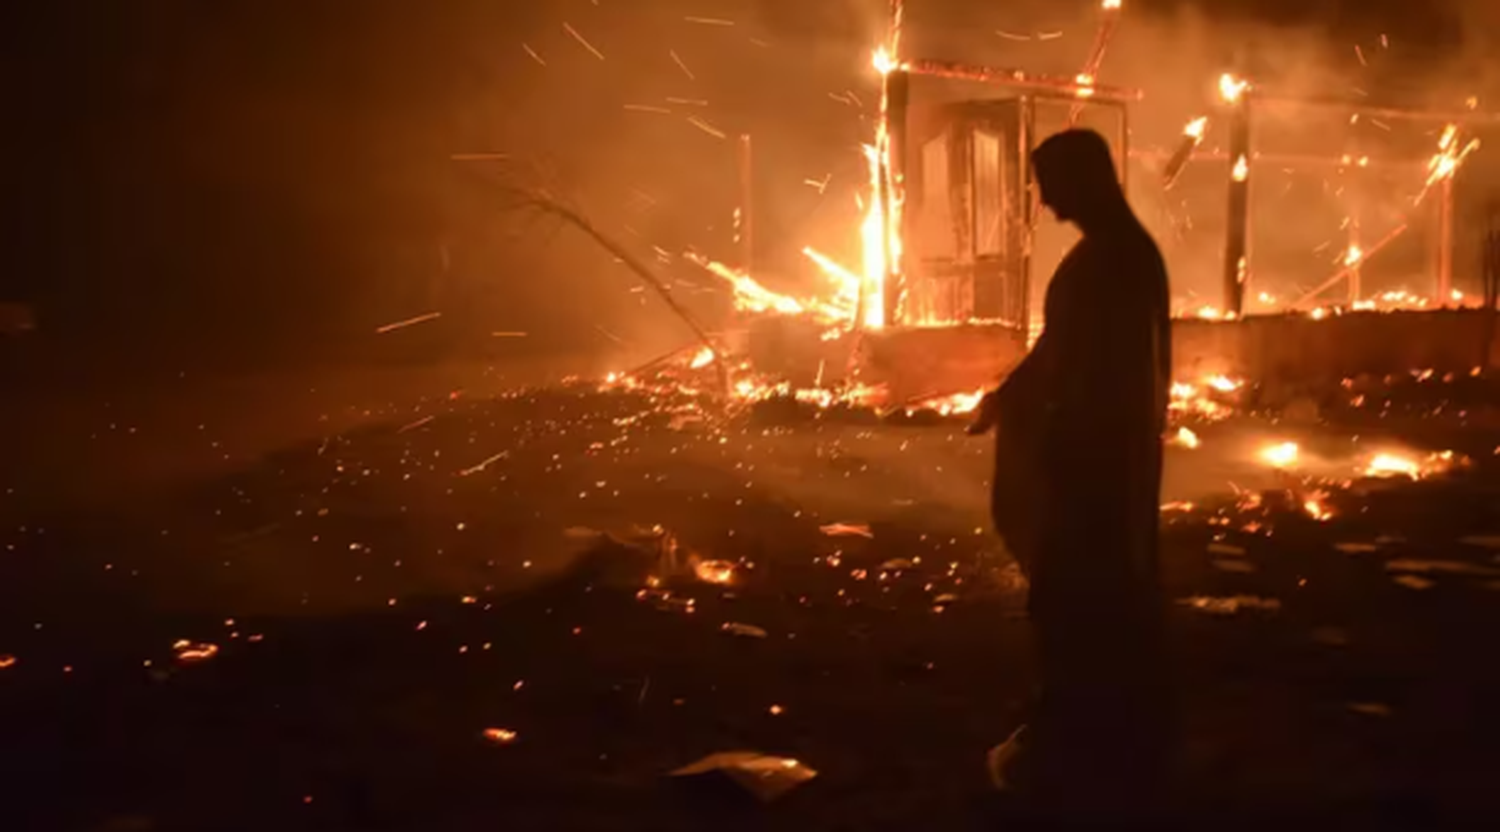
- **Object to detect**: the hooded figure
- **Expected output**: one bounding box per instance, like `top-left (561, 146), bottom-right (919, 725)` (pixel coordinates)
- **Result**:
top-left (970, 129), bottom-right (1172, 816)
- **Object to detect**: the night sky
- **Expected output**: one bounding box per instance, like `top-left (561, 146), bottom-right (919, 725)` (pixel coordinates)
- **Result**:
top-left (2, 0), bottom-right (1494, 370)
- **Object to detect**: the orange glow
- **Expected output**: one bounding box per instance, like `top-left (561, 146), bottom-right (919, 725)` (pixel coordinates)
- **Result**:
top-left (1102, 0), bottom-right (1123, 9)
top-left (1420, 123), bottom-right (1480, 201)
top-left (694, 559), bottom-right (737, 585)
top-left (1205, 375), bottom-right (1242, 393)
top-left (1364, 453), bottom-right (1421, 479)
top-left (173, 640), bottom-right (219, 663)
top-left (910, 389), bottom-right (985, 416)
top-left (0, 655), bottom-right (15, 670)
top-left (1218, 73), bottom-right (1250, 103)
top-left (1259, 441), bottom-right (1300, 469)
top-left (482, 728), bottom-right (519, 745)
top-left (1183, 116), bottom-right (1209, 140)
top-left (1173, 427), bottom-right (1202, 449)
top-left (686, 253), bottom-right (839, 320)
top-left (1363, 451), bottom-right (1459, 480)
top-left (689, 346), bottom-right (717, 370)
top-left (1304, 493), bottom-right (1334, 522)
top-left (1231, 154), bottom-right (1249, 182)
top-left (1344, 245), bottom-right (1364, 267)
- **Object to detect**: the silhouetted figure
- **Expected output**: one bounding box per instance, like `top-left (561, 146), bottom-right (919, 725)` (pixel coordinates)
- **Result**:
top-left (970, 129), bottom-right (1172, 818)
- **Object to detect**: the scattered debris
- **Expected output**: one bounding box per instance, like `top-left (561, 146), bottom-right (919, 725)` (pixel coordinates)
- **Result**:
top-left (482, 728), bottom-right (519, 745)
top-left (172, 640), bottom-right (219, 664)
top-left (1207, 542), bottom-right (1247, 557)
top-left (1176, 595), bottom-right (1282, 616)
top-left (694, 558), bottom-right (737, 585)
top-left (670, 752), bottom-right (818, 803)
top-left (1335, 542), bottom-right (1381, 554)
top-left (1391, 575), bottom-right (1436, 591)
top-left (1385, 559), bottom-right (1500, 578)
top-left (721, 622), bottom-right (768, 639)
top-left (1458, 535), bottom-right (1500, 550)
top-left (819, 523), bottom-right (873, 538)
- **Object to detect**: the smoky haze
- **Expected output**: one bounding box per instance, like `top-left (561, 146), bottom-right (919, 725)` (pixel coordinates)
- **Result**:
top-left (2, 0), bottom-right (1496, 375)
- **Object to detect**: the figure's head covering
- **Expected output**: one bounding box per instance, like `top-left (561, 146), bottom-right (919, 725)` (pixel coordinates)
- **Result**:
top-left (1031, 129), bottom-right (1127, 226)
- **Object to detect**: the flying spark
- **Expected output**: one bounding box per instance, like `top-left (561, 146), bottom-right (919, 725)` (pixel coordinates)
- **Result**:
top-left (562, 22), bottom-right (606, 61)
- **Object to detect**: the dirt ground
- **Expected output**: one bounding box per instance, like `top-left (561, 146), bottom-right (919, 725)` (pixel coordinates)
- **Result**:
top-left (3, 362), bottom-right (1500, 830)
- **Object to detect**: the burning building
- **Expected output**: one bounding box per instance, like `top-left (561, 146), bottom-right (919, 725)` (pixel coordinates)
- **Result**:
top-left (551, 0), bottom-right (1500, 416)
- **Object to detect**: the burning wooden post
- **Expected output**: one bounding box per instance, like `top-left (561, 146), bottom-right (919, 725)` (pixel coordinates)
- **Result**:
top-left (1162, 116), bottom-right (1208, 190)
top-left (1438, 176), bottom-right (1455, 301)
top-left (1221, 74), bottom-right (1252, 318)
top-left (883, 67), bottom-right (910, 327)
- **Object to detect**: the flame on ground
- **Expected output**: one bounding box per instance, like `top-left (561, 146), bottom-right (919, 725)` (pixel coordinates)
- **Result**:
top-left (1363, 450), bottom-right (1460, 480)
top-left (1172, 427), bottom-right (1202, 449)
top-left (694, 559), bottom-right (737, 585)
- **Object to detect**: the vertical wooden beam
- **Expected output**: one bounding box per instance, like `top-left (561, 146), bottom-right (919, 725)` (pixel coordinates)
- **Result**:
top-left (1438, 176), bottom-right (1455, 302)
top-left (884, 69), bottom-right (910, 327)
top-left (1223, 98), bottom-right (1252, 317)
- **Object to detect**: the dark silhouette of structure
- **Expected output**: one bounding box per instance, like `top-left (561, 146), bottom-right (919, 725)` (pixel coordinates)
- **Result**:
top-left (971, 128), bottom-right (1172, 818)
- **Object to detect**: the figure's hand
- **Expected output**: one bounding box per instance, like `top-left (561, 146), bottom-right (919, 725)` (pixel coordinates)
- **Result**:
top-left (966, 389), bottom-right (1002, 436)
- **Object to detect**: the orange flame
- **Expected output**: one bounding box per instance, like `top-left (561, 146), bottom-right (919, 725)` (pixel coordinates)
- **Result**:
top-left (1219, 73), bottom-right (1250, 103)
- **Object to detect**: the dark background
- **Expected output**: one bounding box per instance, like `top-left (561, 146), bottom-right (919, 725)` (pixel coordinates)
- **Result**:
top-left (1, 0), bottom-right (1494, 372)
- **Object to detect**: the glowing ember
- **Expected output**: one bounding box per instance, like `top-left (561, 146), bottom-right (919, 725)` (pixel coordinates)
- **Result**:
top-left (1102, 0), bottom-right (1123, 9)
top-left (0, 654), bottom-right (15, 670)
top-left (1219, 73), bottom-right (1250, 103)
top-left (1183, 116), bottom-right (1209, 140)
top-left (1362, 451), bottom-right (1460, 480)
top-left (694, 559), bottom-right (737, 585)
top-left (1231, 154), bottom-right (1249, 182)
top-left (172, 640), bottom-right (219, 663)
top-left (910, 389), bottom-right (985, 416)
top-left (872, 47), bottom-right (898, 76)
top-left (1420, 123), bottom-right (1481, 201)
top-left (1344, 245), bottom-right (1364, 267)
top-left (1259, 441), bottom-right (1300, 469)
top-left (482, 728), bottom-right (519, 745)
top-left (1304, 493), bottom-right (1334, 522)
top-left (820, 523), bottom-right (874, 539)
top-left (1172, 427), bottom-right (1202, 449)
top-left (1169, 377), bottom-right (1240, 421)
top-left (1363, 453), bottom-right (1421, 479)
top-left (689, 346), bottom-right (717, 370)
top-left (1205, 375), bottom-right (1242, 393)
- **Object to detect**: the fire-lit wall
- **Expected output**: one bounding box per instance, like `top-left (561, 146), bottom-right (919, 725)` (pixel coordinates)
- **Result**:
top-left (1173, 310), bottom-right (1500, 387)
top-left (852, 310), bottom-right (1500, 405)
